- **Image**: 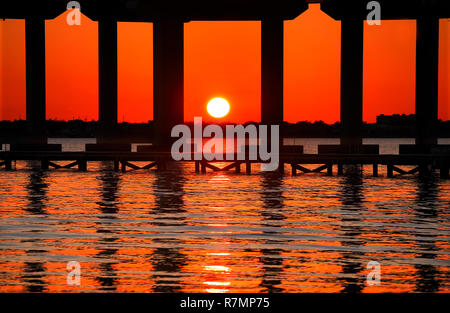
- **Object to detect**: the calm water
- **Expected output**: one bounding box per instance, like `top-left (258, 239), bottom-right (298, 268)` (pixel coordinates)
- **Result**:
top-left (0, 138), bottom-right (449, 293)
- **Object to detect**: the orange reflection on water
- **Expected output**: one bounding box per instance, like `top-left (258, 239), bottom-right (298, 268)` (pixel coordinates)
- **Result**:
top-left (0, 161), bottom-right (449, 292)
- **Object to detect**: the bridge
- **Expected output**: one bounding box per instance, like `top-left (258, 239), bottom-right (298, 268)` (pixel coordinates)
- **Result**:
top-left (0, 0), bottom-right (449, 151)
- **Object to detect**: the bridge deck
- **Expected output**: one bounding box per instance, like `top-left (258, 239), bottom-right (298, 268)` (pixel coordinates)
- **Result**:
top-left (1, 0), bottom-right (449, 21)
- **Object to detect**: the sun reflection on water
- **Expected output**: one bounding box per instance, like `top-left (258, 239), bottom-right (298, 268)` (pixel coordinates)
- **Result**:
top-left (0, 156), bottom-right (449, 293)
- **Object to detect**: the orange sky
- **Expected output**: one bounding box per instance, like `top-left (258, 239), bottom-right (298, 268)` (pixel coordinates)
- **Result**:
top-left (0, 4), bottom-right (449, 123)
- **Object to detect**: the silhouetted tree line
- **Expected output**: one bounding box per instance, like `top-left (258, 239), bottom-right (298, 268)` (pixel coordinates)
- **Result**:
top-left (0, 119), bottom-right (449, 139)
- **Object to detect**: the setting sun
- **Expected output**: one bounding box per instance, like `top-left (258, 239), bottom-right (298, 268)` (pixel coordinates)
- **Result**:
top-left (207, 98), bottom-right (230, 118)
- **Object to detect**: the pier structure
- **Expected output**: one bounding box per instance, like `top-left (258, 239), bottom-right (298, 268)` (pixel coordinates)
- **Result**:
top-left (0, 149), bottom-right (449, 178)
top-left (0, 0), bottom-right (449, 156)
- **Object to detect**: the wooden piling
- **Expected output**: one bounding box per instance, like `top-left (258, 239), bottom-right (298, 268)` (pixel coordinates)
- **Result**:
top-left (373, 163), bottom-right (378, 177)
top-left (201, 162), bottom-right (206, 174)
top-left (419, 164), bottom-right (431, 176)
top-left (278, 162), bottom-right (284, 174)
top-left (195, 161), bottom-right (200, 173)
top-left (291, 164), bottom-right (296, 176)
top-left (440, 166), bottom-right (449, 179)
top-left (78, 159), bottom-right (87, 172)
top-left (41, 159), bottom-right (49, 170)
top-left (156, 159), bottom-right (168, 171)
top-left (387, 164), bottom-right (393, 178)
top-left (246, 162), bottom-right (251, 174)
top-left (337, 163), bottom-right (344, 176)
top-left (327, 163), bottom-right (333, 176)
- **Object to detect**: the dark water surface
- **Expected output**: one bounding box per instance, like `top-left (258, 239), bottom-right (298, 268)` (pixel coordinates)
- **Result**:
top-left (0, 139), bottom-right (449, 292)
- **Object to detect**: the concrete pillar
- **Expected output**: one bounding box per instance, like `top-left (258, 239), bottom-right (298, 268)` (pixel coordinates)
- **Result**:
top-left (415, 15), bottom-right (439, 146)
top-left (261, 19), bottom-right (284, 125)
top-left (153, 20), bottom-right (184, 147)
top-left (340, 16), bottom-right (363, 146)
top-left (25, 17), bottom-right (46, 144)
top-left (98, 17), bottom-right (118, 143)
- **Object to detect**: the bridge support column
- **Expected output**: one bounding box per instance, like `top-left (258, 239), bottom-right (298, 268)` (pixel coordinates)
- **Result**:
top-left (25, 17), bottom-right (46, 144)
top-left (261, 19), bottom-right (284, 169)
top-left (154, 20), bottom-right (184, 147)
top-left (98, 17), bottom-right (118, 144)
top-left (415, 15), bottom-right (439, 146)
top-left (261, 19), bottom-right (284, 126)
top-left (340, 16), bottom-right (363, 146)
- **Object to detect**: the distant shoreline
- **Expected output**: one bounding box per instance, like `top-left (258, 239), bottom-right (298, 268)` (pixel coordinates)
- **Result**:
top-left (0, 119), bottom-right (449, 141)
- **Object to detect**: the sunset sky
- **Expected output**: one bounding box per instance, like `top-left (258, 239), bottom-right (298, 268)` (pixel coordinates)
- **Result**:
top-left (0, 4), bottom-right (449, 123)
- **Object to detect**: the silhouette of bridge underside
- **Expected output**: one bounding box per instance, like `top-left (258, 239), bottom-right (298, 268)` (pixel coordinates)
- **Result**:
top-left (0, 0), bottom-right (449, 148)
